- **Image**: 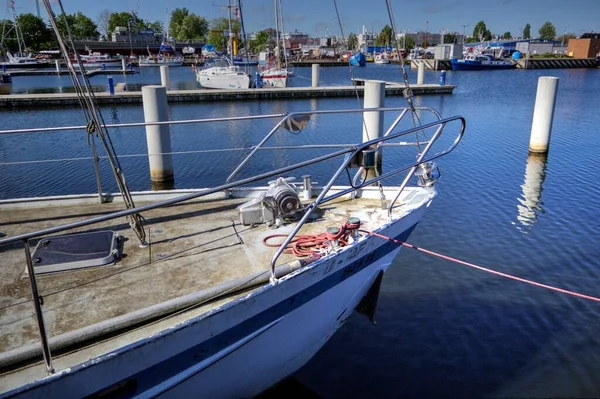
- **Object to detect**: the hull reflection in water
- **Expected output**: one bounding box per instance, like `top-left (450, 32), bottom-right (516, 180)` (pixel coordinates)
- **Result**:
top-left (516, 153), bottom-right (548, 228)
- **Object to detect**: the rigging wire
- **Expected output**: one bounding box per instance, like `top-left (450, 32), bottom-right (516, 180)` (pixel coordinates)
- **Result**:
top-left (40, 0), bottom-right (146, 245)
top-left (384, 0), bottom-right (425, 152)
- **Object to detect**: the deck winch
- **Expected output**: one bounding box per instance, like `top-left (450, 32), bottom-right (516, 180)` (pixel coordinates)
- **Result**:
top-left (238, 177), bottom-right (301, 226)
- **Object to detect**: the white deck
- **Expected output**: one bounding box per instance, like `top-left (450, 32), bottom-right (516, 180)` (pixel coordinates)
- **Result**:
top-left (0, 186), bottom-right (427, 390)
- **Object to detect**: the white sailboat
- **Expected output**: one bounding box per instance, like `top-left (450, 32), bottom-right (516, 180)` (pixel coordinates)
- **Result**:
top-left (195, 0), bottom-right (250, 89)
top-left (260, 0), bottom-right (289, 87)
top-left (0, 1), bottom-right (467, 397)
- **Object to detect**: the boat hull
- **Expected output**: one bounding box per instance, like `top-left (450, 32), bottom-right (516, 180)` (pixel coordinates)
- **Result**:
top-left (2, 199), bottom-right (428, 399)
top-left (349, 53), bottom-right (366, 67)
top-left (451, 58), bottom-right (516, 71)
top-left (260, 68), bottom-right (288, 88)
top-left (139, 57), bottom-right (184, 67)
top-left (196, 70), bottom-right (251, 89)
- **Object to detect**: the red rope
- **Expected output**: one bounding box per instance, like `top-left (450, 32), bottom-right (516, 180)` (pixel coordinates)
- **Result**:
top-left (263, 220), bottom-right (361, 257)
top-left (363, 230), bottom-right (600, 303)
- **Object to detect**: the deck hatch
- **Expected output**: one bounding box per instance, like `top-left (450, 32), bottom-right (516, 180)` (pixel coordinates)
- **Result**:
top-left (30, 231), bottom-right (123, 275)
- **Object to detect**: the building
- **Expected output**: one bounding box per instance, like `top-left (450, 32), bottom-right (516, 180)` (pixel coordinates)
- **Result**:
top-left (516, 41), bottom-right (554, 56)
top-left (567, 33), bottom-right (600, 58)
top-left (111, 26), bottom-right (158, 44)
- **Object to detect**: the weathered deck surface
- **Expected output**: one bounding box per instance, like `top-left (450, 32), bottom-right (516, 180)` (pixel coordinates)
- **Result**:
top-left (0, 191), bottom-right (391, 359)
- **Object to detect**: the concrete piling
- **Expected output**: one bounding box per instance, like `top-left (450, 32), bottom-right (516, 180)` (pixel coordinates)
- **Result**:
top-left (55, 60), bottom-right (60, 73)
top-left (121, 58), bottom-right (127, 72)
top-left (417, 61), bottom-right (425, 85)
top-left (311, 64), bottom-right (320, 87)
top-left (530, 76), bottom-right (559, 153)
top-left (363, 80), bottom-right (385, 173)
top-left (160, 66), bottom-right (170, 89)
top-left (142, 85), bottom-right (174, 186)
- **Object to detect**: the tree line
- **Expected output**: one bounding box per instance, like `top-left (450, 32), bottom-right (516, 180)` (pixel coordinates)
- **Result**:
top-left (344, 20), bottom-right (577, 52)
top-left (0, 7), bottom-right (270, 54)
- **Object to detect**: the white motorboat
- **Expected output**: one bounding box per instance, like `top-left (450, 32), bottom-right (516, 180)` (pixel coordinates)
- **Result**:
top-left (138, 55), bottom-right (184, 67)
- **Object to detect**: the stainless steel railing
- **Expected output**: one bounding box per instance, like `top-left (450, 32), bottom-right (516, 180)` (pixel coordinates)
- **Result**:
top-left (0, 107), bottom-right (465, 374)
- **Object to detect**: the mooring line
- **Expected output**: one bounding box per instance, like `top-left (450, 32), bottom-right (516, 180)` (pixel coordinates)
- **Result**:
top-left (363, 230), bottom-right (600, 303)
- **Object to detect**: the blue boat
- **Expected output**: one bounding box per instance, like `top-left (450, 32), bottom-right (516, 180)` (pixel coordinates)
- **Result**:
top-left (233, 56), bottom-right (258, 66)
top-left (349, 52), bottom-right (366, 67)
top-left (451, 54), bottom-right (516, 71)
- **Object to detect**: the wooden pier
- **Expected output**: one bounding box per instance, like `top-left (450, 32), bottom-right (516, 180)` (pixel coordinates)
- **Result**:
top-left (0, 84), bottom-right (454, 108)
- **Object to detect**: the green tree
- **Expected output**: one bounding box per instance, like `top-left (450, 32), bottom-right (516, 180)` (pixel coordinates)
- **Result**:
top-left (472, 21), bottom-right (492, 41)
top-left (176, 14), bottom-right (208, 41)
top-left (56, 12), bottom-right (99, 38)
top-left (16, 13), bottom-right (53, 51)
top-left (375, 25), bottom-right (392, 46)
top-left (108, 12), bottom-right (141, 35)
top-left (523, 23), bottom-right (531, 39)
top-left (443, 33), bottom-right (457, 43)
top-left (249, 30), bottom-right (272, 54)
top-left (169, 7), bottom-right (189, 38)
top-left (403, 35), bottom-right (415, 51)
top-left (538, 21), bottom-right (556, 41)
top-left (207, 17), bottom-right (240, 51)
top-left (347, 32), bottom-right (358, 50)
top-left (502, 31), bottom-right (511, 39)
top-left (148, 20), bottom-right (163, 34)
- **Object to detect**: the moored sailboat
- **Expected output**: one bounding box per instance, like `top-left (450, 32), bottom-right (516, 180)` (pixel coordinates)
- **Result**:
top-left (0, 1), bottom-right (467, 397)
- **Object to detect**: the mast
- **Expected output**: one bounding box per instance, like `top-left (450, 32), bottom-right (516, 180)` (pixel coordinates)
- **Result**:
top-left (227, 0), bottom-right (233, 63)
top-left (273, 0), bottom-right (280, 69)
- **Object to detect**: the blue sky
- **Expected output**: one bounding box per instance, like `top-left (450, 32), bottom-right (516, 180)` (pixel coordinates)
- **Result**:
top-left (12, 0), bottom-right (600, 38)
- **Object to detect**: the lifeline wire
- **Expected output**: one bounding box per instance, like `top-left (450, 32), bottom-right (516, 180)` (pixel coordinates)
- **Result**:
top-left (365, 230), bottom-right (600, 303)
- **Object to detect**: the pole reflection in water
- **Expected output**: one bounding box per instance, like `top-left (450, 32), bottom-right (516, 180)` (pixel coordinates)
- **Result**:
top-left (516, 152), bottom-right (548, 228)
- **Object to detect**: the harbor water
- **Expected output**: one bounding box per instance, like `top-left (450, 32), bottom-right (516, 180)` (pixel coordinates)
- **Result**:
top-left (2, 65), bottom-right (600, 398)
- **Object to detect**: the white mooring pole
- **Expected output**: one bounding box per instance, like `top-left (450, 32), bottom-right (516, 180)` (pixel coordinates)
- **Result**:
top-left (417, 61), bottom-right (425, 85)
top-left (142, 85), bottom-right (174, 185)
top-left (160, 65), bottom-right (170, 89)
top-left (530, 76), bottom-right (559, 153)
top-left (311, 64), bottom-right (320, 87)
top-left (363, 80), bottom-right (385, 173)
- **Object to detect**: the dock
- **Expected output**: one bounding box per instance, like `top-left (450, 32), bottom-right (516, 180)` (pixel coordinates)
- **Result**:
top-left (5, 68), bottom-right (136, 77)
top-left (411, 57), bottom-right (598, 70)
top-left (0, 84), bottom-right (455, 108)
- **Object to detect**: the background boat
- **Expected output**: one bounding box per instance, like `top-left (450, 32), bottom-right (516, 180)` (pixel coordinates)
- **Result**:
top-left (0, 72), bottom-right (12, 94)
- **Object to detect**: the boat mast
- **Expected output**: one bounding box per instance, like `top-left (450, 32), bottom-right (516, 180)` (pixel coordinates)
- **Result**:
top-left (273, 0), bottom-right (280, 69)
top-left (277, 0), bottom-right (288, 69)
top-left (227, 0), bottom-right (233, 63)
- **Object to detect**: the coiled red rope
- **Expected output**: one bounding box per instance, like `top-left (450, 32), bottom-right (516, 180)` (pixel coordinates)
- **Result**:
top-left (364, 230), bottom-right (600, 303)
top-left (263, 220), bottom-right (361, 257)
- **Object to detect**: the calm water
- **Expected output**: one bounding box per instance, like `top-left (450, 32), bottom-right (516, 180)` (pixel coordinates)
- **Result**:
top-left (2, 65), bottom-right (600, 398)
